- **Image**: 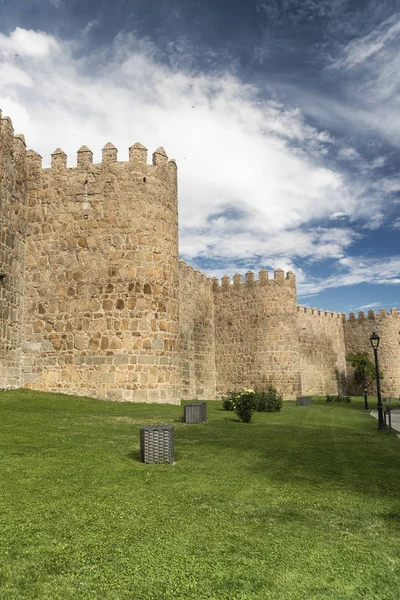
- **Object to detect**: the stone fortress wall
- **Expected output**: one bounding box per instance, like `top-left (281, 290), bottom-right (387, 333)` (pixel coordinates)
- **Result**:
top-left (2, 111), bottom-right (180, 402)
top-left (0, 111), bottom-right (26, 390)
top-left (298, 307), bottom-right (347, 396)
top-left (213, 270), bottom-right (301, 400)
top-left (1, 110), bottom-right (399, 401)
top-left (178, 260), bottom-right (216, 400)
top-left (345, 309), bottom-right (400, 396)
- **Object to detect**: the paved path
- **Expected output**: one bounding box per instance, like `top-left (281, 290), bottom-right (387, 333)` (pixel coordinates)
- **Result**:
top-left (371, 409), bottom-right (400, 433)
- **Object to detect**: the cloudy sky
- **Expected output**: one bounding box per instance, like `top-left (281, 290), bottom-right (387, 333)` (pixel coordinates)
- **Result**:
top-left (0, 0), bottom-right (399, 313)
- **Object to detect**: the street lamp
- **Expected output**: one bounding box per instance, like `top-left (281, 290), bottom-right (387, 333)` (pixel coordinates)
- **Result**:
top-left (369, 332), bottom-right (384, 430)
top-left (360, 359), bottom-right (369, 411)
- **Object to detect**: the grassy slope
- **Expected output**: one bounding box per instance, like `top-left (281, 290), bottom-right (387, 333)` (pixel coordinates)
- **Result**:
top-left (0, 390), bottom-right (400, 600)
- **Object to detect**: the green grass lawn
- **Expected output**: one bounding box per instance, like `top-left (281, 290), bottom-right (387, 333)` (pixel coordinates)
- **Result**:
top-left (1, 390), bottom-right (400, 600)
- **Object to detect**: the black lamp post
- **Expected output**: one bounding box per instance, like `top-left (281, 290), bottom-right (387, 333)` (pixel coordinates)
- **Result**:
top-left (369, 332), bottom-right (384, 430)
top-left (360, 359), bottom-right (369, 411)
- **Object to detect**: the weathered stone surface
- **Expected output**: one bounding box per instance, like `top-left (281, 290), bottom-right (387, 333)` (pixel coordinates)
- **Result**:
top-left (1, 111), bottom-right (399, 401)
top-left (212, 269), bottom-right (301, 400)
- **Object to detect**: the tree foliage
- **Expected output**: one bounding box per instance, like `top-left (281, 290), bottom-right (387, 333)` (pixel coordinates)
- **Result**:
top-left (346, 351), bottom-right (383, 390)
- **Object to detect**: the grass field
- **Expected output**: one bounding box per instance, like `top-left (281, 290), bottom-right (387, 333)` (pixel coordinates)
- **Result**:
top-left (1, 389), bottom-right (400, 599)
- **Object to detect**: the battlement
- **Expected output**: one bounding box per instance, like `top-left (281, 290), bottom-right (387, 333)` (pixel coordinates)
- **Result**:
top-left (27, 143), bottom-right (177, 173)
top-left (297, 306), bottom-right (346, 319)
top-left (1, 110), bottom-right (176, 180)
top-left (178, 259), bottom-right (213, 287)
top-left (0, 111), bottom-right (27, 169)
top-left (347, 308), bottom-right (399, 322)
top-left (212, 269), bottom-right (295, 291)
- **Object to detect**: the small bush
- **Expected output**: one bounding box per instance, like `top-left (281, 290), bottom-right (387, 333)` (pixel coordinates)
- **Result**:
top-left (255, 386), bottom-right (283, 413)
top-left (235, 392), bottom-right (256, 423)
top-left (222, 389), bottom-right (255, 412)
top-left (223, 387), bottom-right (283, 421)
top-left (326, 394), bottom-right (351, 403)
top-left (222, 392), bottom-right (240, 411)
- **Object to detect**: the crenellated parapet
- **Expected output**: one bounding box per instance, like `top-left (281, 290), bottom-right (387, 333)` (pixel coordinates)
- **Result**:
top-left (0, 111), bottom-right (28, 184)
top-left (347, 308), bottom-right (399, 323)
top-left (212, 269), bottom-right (296, 292)
top-left (24, 142), bottom-right (177, 174)
top-left (298, 305), bottom-right (345, 320)
top-left (178, 259), bottom-right (214, 289)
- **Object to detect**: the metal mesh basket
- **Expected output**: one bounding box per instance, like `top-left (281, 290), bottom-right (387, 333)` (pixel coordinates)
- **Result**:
top-left (140, 424), bottom-right (174, 464)
top-left (296, 396), bottom-right (312, 406)
top-left (184, 402), bottom-right (207, 424)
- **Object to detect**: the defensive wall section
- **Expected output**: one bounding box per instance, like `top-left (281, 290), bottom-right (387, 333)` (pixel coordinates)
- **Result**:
top-left (1, 110), bottom-right (399, 401)
top-left (8, 111), bottom-right (180, 403)
top-left (178, 260), bottom-right (216, 400)
top-left (0, 111), bottom-right (26, 390)
top-left (297, 307), bottom-right (347, 396)
top-left (213, 269), bottom-right (301, 400)
top-left (345, 309), bottom-right (400, 397)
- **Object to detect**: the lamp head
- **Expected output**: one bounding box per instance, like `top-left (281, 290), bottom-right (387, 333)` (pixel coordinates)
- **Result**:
top-left (370, 332), bottom-right (380, 350)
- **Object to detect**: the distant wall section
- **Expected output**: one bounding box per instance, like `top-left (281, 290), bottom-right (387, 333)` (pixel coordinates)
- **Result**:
top-left (178, 260), bottom-right (216, 399)
top-left (214, 270), bottom-right (301, 400)
top-left (298, 307), bottom-right (347, 396)
top-left (344, 309), bottom-right (400, 397)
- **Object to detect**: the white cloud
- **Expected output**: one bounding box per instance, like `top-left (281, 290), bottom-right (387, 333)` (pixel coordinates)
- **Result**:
top-left (354, 302), bottom-right (381, 311)
top-left (298, 256), bottom-right (400, 297)
top-left (329, 14), bottom-right (400, 71)
top-left (370, 156), bottom-right (386, 169)
top-left (375, 178), bottom-right (400, 195)
top-left (0, 63), bottom-right (33, 87)
top-left (0, 27), bottom-right (383, 288)
top-left (83, 20), bottom-right (99, 36)
top-left (337, 146), bottom-right (360, 162)
top-left (318, 13), bottom-right (400, 149)
top-left (0, 27), bottom-right (60, 58)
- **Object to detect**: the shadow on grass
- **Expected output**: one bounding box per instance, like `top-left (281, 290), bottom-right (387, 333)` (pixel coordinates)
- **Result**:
top-left (126, 449), bottom-right (184, 463)
top-left (127, 450), bottom-right (141, 462)
top-left (196, 417), bottom-right (400, 501)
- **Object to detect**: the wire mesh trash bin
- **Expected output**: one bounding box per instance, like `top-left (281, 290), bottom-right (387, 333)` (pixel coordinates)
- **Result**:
top-left (140, 425), bottom-right (174, 464)
top-left (296, 396), bottom-right (312, 406)
top-left (184, 402), bottom-right (207, 424)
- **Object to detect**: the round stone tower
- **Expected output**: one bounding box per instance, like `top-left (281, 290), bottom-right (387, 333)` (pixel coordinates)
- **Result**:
top-left (22, 139), bottom-right (180, 402)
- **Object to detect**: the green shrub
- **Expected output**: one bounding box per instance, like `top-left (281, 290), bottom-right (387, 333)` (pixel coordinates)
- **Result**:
top-left (235, 392), bottom-right (256, 423)
top-left (326, 394), bottom-right (351, 403)
top-left (222, 389), bottom-right (255, 412)
top-left (222, 391), bottom-right (240, 411)
top-left (222, 396), bottom-right (235, 411)
top-left (223, 387), bottom-right (283, 419)
top-left (255, 386), bottom-right (283, 412)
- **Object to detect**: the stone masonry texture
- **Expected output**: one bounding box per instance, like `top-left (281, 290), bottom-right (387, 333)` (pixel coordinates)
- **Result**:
top-left (1, 110), bottom-right (399, 400)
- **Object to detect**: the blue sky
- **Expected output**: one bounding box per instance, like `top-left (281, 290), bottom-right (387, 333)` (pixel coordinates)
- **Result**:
top-left (0, 0), bottom-right (399, 314)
